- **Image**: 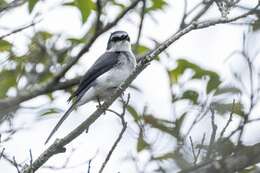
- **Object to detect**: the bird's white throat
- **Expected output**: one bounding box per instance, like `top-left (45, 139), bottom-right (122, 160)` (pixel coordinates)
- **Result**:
top-left (108, 40), bottom-right (132, 52)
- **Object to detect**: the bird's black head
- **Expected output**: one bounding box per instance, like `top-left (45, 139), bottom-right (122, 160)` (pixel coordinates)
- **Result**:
top-left (109, 31), bottom-right (130, 42)
top-left (107, 31), bottom-right (131, 51)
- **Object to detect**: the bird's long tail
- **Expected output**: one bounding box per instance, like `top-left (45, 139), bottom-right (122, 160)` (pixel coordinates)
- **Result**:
top-left (45, 104), bottom-right (76, 144)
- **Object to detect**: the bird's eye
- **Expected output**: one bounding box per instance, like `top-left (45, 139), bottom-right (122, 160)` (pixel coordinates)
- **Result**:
top-left (111, 36), bottom-right (120, 42)
top-left (110, 34), bottom-right (129, 42)
top-left (121, 35), bottom-right (130, 41)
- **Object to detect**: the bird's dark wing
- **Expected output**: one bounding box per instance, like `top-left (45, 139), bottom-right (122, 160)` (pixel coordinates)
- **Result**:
top-left (45, 52), bottom-right (120, 144)
top-left (68, 51), bottom-right (120, 101)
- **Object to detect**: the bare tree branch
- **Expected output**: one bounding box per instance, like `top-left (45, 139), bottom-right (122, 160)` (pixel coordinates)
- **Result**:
top-left (0, 0), bottom-right (26, 14)
top-left (0, 21), bottom-right (40, 39)
top-left (179, 142), bottom-right (260, 173)
top-left (19, 4), bottom-right (260, 172)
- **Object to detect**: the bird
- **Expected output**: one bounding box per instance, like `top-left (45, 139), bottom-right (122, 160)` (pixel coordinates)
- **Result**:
top-left (45, 31), bottom-right (136, 144)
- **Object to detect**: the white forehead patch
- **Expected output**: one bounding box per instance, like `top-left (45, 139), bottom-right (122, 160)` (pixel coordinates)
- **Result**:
top-left (111, 32), bottom-right (128, 38)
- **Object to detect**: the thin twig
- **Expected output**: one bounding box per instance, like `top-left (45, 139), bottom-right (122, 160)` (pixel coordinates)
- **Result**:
top-left (0, 147), bottom-right (5, 160)
top-left (29, 149), bottom-right (33, 169)
top-left (206, 108), bottom-right (217, 160)
top-left (0, 21), bottom-right (40, 40)
top-left (220, 100), bottom-right (235, 138)
top-left (237, 45), bottom-right (255, 145)
top-left (13, 156), bottom-right (21, 173)
top-left (189, 136), bottom-right (197, 165)
top-left (184, 105), bottom-right (210, 139)
top-left (189, 0), bottom-right (214, 23)
top-left (0, 0), bottom-right (26, 13)
top-left (196, 133), bottom-right (206, 163)
top-left (98, 94), bottom-right (130, 173)
top-left (87, 159), bottom-right (92, 173)
top-left (135, 0), bottom-right (146, 49)
top-left (179, 0), bottom-right (188, 29)
top-left (98, 124), bottom-right (127, 173)
top-left (95, 0), bottom-right (102, 32)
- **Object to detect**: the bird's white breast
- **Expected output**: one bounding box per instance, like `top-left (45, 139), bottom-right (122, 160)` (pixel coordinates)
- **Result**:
top-left (95, 51), bottom-right (136, 89)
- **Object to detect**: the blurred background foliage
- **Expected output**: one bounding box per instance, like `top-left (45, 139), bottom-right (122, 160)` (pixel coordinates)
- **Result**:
top-left (0, 0), bottom-right (260, 172)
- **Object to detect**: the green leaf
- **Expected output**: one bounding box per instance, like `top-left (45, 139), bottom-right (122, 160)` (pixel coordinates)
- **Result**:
top-left (0, 40), bottom-right (12, 52)
top-left (67, 37), bottom-right (86, 44)
top-left (206, 73), bottom-right (221, 93)
top-left (39, 108), bottom-right (63, 116)
top-left (75, 0), bottom-right (95, 23)
top-left (62, 2), bottom-right (75, 6)
top-left (153, 152), bottom-right (176, 160)
top-left (28, 0), bottom-right (38, 13)
top-left (111, 1), bottom-right (125, 9)
top-left (169, 59), bottom-right (221, 93)
top-left (144, 115), bottom-right (178, 137)
top-left (252, 17), bottom-right (260, 32)
top-left (214, 86), bottom-right (241, 96)
top-left (0, 70), bottom-right (17, 98)
top-left (154, 150), bottom-right (190, 169)
top-left (212, 102), bottom-right (244, 116)
top-left (38, 72), bottom-right (53, 83)
top-left (38, 31), bottom-right (53, 40)
top-left (152, 0), bottom-right (167, 9)
top-left (182, 90), bottom-right (198, 104)
top-left (145, 0), bottom-right (168, 12)
top-left (137, 131), bottom-right (149, 152)
top-left (0, 0), bottom-right (7, 7)
top-left (126, 105), bottom-right (140, 122)
top-left (133, 44), bottom-right (150, 55)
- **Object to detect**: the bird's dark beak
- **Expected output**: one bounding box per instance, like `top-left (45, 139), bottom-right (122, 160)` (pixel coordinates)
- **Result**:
top-left (121, 35), bottom-right (126, 39)
top-left (121, 35), bottom-right (130, 41)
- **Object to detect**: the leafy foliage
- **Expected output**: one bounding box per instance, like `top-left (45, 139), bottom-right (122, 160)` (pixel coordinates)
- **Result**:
top-left (127, 104), bottom-right (140, 122)
top-left (252, 15), bottom-right (260, 31)
top-left (0, 1), bottom-right (259, 173)
top-left (137, 131), bottom-right (150, 152)
top-left (75, 0), bottom-right (96, 23)
top-left (170, 59), bottom-right (221, 93)
top-left (214, 86), bottom-right (241, 96)
top-left (143, 114), bottom-right (185, 138)
top-left (182, 90), bottom-right (198, 104)
top-left (0, 70), bottom-right (17, 98)
top-left (64, 0), bottom-right (96, 23)
top-left (212, 101), bottom-right (244, 116)
top-left (145, 0), bottom-right (168, 13)
top-left (28, 0), bottom-right (38, 13)
top-left (0, 40), bottom-right (12, 52)
top-left (0, 0), bottom-right (7, 6)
